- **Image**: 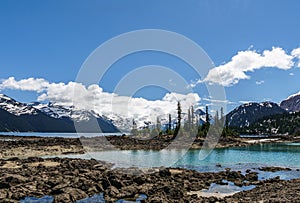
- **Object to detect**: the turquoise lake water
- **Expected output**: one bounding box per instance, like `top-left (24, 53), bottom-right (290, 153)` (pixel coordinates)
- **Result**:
top-left (24, 141), bottom-right (300, 201)
top-left (50, 142), bottom-right (300, 175)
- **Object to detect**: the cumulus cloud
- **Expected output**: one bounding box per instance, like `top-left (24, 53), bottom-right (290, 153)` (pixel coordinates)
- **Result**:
top-left (0, 77), bottom-right (49, 92)
top-left (0, 77), bottom-right (201, 125)
top-left (203, 47), bottom-right (295, 86)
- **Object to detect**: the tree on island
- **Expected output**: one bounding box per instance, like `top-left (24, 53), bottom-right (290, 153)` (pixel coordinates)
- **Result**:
top-left (166, 114), bottom-right (173, 135)
top-left (173, 101), bottom-right (182, 138)
top-left (130, 102), bottom-right (239, 139)
top-left (156, 116), bottom-right (162, 135)
top-left (205, 106), bottom-right (210, 124)
top-left (186, 107), bottom-right (191, 131)
top-left (131, 118), bottom-right (138, 136)
top-left (197, 106), bottom-right (210, 137)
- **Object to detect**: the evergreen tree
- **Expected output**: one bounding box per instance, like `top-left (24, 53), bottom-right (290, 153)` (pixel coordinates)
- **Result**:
top-left (214, 110), bottom-right (219, 126)
top-left (177, 101), bottom-right (182, 129)
top-left (169, 114), bottom-right (172, 130)
top-left (191, 105), bottom-right (195, 129)
top-left (187, 107), bottom-right (191, 130)
top-left (220, 107), bottom-right (225, 125)
top-left (156, 116), bottom-right (161, 132)
top-left (131, 118), bottom-right (138, 136)
top-left (167, 114), bottom-right (172, 134)
top-left (205, 106), bottom-right (210, 124)
top-left (198, 106), bottom-right (210, 138)
top-left (173, 101), bottom-right (182, 137)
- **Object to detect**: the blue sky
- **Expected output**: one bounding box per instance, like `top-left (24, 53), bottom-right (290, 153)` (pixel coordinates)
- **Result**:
top-left (0, 0), bottom-right (300, 113)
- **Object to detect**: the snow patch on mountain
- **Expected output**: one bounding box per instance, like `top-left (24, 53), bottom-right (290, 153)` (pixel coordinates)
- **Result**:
top-left (280, 91), bottom-right (300, 112)
top-left (30, 102), bottom-right (101, 122)
top-left (227, 101), bottom-right (286, 127)
top-left (285, 91), bottom-right (300, 101)
top-left (0, 94), bottom-right (38, 116)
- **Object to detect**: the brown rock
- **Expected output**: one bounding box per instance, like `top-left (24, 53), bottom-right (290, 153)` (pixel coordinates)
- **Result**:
top-left (62, 187), bottom-right (87, 201)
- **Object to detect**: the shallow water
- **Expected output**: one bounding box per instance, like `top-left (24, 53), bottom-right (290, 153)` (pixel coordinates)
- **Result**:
top-left (50, 142), bottom-right (300, 171)
top-left (27, 142), bottom-right (300, 200)
top-left (204, 180), bottom-right (256, 194)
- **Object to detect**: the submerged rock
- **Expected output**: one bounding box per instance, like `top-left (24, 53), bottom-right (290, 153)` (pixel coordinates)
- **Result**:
top-left (258, 166), bottom-right (292, 172)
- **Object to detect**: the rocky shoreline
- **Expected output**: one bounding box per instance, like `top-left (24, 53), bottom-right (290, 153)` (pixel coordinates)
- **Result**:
top-left (0, 135), bottom-right (84, 159)
top-left (1, 134), bottom-right (298, 158)
top-left (1, 157), bottom-right (300, 202)
top-left (1, 134), bottom-right (300, 202)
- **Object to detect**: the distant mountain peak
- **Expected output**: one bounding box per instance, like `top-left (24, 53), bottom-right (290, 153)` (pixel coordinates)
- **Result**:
top-left (227, 101), bottom-right (286, 127)
top-left (285, 91), bottom-right (300, 100)
top-left (0, 93), bottom-right (11, 99)
top-left (0, 94), bottom-right (119, 133)
top-left (280, 91), bottom-right (300, 112)
top-left (0, 94), bottom-right (38, 116)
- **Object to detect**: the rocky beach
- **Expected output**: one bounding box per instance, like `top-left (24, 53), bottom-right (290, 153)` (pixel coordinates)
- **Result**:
top-left (0, 135), bottom-right (300, 202)
top-left (0, 156), bottom-right (300, 202)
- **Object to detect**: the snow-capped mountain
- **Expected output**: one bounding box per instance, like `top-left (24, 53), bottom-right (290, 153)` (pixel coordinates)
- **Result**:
top-left (280, 91), bottom-right (300, 113)
top-left (30, 102), bottom-right (130, 131)
top-left (0, 94), bottom-right (38, 116)
top-left (226, 101), bottom-right (286, 128)
top-left (0, 94), bottom-right (119, 133)
top-left (29, 101), bottom-right (206, 132)
top-left (30, 102), bottom-right (101, 122)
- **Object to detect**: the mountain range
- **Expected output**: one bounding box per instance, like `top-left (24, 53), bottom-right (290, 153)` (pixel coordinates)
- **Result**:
top-left (0, 94), bottom-right (119, 133)
top-left (226, 102), bottom-right (287, 128)
top-left (0, 91), bottom-right (299, 133)
top-left (226, 92), bottom-right (300, 128)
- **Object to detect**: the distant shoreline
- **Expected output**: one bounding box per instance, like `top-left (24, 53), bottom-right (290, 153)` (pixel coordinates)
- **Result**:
top-left (0, 134), bottom-right (299, 159)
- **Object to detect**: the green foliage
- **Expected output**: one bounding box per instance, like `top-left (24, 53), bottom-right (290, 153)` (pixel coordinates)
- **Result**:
top-left (197, 122), bottom-right (210, 137)
top-left (130, 104), bottom-right (239, 139)
top-left (168, 114), bottom-right (172, 131)
top-left (239, 112), bottom-right (300, 135)
top-left (197, 106), bottom-right (238, 138)
top-left (173, 101), bottom-right (182, 138)
top-left (222, 125), bottom-right (239, 137)
top-left (166, 129), bottom-right (174, 135)
top-left (205, 106), bottom-right (210, 124)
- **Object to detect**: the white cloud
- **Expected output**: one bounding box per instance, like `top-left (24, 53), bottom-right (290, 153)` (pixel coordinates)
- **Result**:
top-left (0, 77), bottom-right (49, 92)
top-left (292, 47), bottom-right (300, 67)
top-left (202, 97), bottom-right (235, 104)
top-left (0, 77), bottom-right (201, 125)
top-left (187, 79), bottom-right (204, 89)
top-left (255, 80), bottom-right (265, 85)
top-left (289, 72), bottom-right (294, 76)
top-left (204, 47), bottom-right (295, 86)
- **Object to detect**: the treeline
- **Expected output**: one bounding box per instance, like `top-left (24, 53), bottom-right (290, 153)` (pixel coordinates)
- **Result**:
top-left (239, 111), bottom-right (300, 135)
top-left (131, 102), bottom-right (238, 138)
